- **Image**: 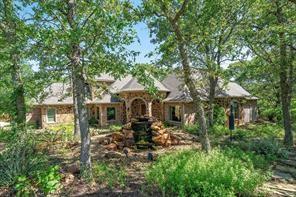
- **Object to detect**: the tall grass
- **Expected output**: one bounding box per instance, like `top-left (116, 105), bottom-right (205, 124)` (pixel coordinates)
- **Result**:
top-left (146, 149), bottom-right (266, 196)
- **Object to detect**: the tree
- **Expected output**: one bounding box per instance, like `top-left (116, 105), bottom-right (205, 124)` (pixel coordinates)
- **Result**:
top-left (0, 0), bottom-right (27, 125)
top-left (30, 0), bottom-right (136, 176)
top-left (143, 0), bottom-right (211, 152)
top-left (241, 0), bottom-right (295, 147)
top-left (226, 58), bottom-right (282, 122)
top-left (187, 0), bottom-right (251, 127)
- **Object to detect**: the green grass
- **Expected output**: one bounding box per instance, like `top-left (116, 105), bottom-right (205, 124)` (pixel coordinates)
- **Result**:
top-left (92, 162), bottom-right (126, 189)
top-left (146, 149), bottom-right (267, 197)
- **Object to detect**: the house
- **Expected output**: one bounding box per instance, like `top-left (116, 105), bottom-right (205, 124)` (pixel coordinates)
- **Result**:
top-left (26, 73), bottom-right (258, 128)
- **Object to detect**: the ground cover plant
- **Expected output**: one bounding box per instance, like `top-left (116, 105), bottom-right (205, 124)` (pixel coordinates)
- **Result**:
top-left (92, 162), bottom-right (127, 189)
top-left (146, 149), bottom-right (266, 196)
top-left (0, 128), bottom-right (62, 196)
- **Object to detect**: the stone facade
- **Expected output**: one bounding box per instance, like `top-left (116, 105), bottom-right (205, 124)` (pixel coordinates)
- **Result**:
top-left (28, 93), bottom-right (257, 129)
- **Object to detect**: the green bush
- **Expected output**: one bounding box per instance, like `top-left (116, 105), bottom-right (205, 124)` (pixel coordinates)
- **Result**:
top-left (222, 147), bottom-right (273, 171)
top-left (89, 117), bottom-right (98, 127)
top-left (210, 125), bottom-right (229, 137)
top-left (0, 130), bottom-right (48, 187)
top-left (234, 123), bottom-right (284, 139)
top-left (146, 149), bottom-right (265, 196)
top-left (93, 163), bottom-right (126, 188)
top-left (0, 128), bottom-right (61, 195)
top-left (109, 124), bottom-right (122, 132)
top-left (247, 138), bottom-right (286, 159)
top-left (183, 123), bottom-right (199, 134)
top-left (15, 176), bottom-right (35, 197)
top-left (213, 105), bottom-right (226, 126)
top-left (35, 165), bottom-right (61, 194)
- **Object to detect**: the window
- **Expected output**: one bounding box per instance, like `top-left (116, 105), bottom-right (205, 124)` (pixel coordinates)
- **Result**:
top-left (169, 105), bottom-right (181, 122)
top-left (107, 107), bottom-right (116, 121)
top-left (47, 108), bottom-right (56, 123)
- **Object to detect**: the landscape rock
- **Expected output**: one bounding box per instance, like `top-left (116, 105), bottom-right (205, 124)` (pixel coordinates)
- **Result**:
top-left (111, 132), bottom-right (124, 142)
top-left (104, 151), bottom-right (125, 158)
top-left (122, 122), bottom-right (132, 130)
top-left (66, 163), bottom-right (80, 174)
top-left (123, 129), bottom-right (134, 139)
top-left (63, 173), bottom-right (75, 186)
top-left (105, 143), bottom-right (118, 151)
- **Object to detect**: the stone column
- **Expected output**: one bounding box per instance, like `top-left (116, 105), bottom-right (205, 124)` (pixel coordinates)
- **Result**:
top-left (148, 101), bottom-right (152, 117)
top-left (99, 105), bottom-right (103, 127)
top-left (126, 100), bottom-right (131, 122)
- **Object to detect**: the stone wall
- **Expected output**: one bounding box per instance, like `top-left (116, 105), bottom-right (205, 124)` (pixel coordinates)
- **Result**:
top-left (99, 103), bottom-right (122, 127)
top-left (163, 102), bottom-right (184, 126)
top-left (26, 107), bottom-right (42, 128)
top-left (40, 105), bottom-right (74, 128)
top-left (152, 99), bottom-right (162, 120)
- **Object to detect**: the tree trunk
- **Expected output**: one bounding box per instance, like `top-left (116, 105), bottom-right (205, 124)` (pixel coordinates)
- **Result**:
top-left (208, 76), bottom-right (218, 128)
top-left (171, 21), bottom-right (211, 152)
top-left (4, 0), bottom-right (26, 125)
top-left (71, 69), bottom-right (80, 137)
top-left (276, 1), bottom-right (294, 147)
top-left (74, 67), bottom-right (91, 175)
top-left (67, 0), bottom-right (92, 176)
top-left (11, 54), bottom-right (26, 125)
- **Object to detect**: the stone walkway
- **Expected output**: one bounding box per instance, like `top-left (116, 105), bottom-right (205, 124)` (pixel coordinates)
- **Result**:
top-left (263, 149), bottom-right (296, 196)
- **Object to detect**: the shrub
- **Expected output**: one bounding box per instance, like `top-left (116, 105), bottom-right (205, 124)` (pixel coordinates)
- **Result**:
top-left (93, 163), bottom-right (126, 188)
top-left (213, 105), bottom-right (226, 126)
top-left (0, 130), bottom-right (48, 187)
top-left (247, 138), bottom-right (286, 159)
top-left (222, 147), bottom-right (273, 171)
top-left (0, 128), bottom-right (62, 195)
top-left (234, 123), bottom-right (284, 139)
top-left (210, 125), bottom-right (229, 137)
top-left (146, 149), bottom-right (265, 196)
top-left (89, 117), bottom-right (98, 127)
top-left (35, 165), bottom-right (61, 194)
top-left (14, 176), bottom-right (35, 196)
top-left (183, 123), bottom-right (199, 134)
top-left (109, 124), bottom-right (122, 132)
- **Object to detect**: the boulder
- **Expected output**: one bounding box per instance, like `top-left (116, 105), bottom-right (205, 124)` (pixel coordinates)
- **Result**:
top-left (152, 121), bottom-right (163, 128)
top-left (122, 122), bottom-right (132, 130)
top-left (63, 173), bottom-right (75, 185)
top-left (98, 137), bottom-right (112, 145)
top-left (104, 151), bottom-right (125, 158)
top-left (66, 163), bottom-right (80, 174)
top-left (111, 132), bottom-right (124, 142)
top-left (153, 135), bottom-right (166, 146)
top-left (151, 125), bottom-right (161, 131)
top-left (116, 141), bottom-right (125, 150)
top-left (123, 129), bottom-right (134, 139)
top-left (105, 143), bottom-right (118, 151)
top-left (158, 129), bottom-right (166, 135)
top-left (124, 139), bottom-right (135, 147)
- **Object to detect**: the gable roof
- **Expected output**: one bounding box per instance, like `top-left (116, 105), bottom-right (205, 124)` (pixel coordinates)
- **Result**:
top-left (162, 73), bottom-right (257, 102)
top-left (115, 75), bottom-right (169, 93)
top-left (34, 72), bottom-right (256, 105)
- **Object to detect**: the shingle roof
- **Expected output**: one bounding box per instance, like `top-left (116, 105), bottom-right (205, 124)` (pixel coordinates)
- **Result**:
top-left (94, 73), bottom-right (115, 82)
top-left (114, 75), bottom-right (169, 93)
top-left (34, 83), bottom-right (73, 105)
top-left (162, 73), bottom-right (257, 102)
top-left (34, 72), bottom-right (256, 105)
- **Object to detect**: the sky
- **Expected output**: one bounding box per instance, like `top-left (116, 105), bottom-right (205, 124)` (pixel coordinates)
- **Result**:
top-left (126, 22), bottom-right (158, 64)
top-left (127, 0), bottom-right (158, 64)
